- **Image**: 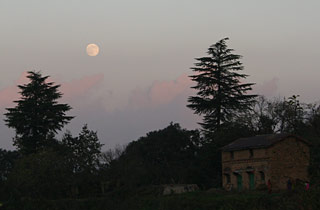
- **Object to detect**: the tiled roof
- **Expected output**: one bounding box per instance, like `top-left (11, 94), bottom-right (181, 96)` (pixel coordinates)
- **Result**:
top-left (221, 134), bottom-right (310, 152)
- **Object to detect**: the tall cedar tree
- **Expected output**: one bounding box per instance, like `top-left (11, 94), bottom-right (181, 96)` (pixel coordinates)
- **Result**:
top-left (5, 71), bottom-right (73, 154)
top-left (188, 38), bottom-right (257, 134)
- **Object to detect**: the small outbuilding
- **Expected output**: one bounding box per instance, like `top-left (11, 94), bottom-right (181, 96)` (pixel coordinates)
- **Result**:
top-left (221, 134), bottom-right (310, 191)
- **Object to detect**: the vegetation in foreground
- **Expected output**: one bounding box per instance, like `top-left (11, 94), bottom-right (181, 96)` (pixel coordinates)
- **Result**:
top-left (3, 188), bottom-right (320, 210)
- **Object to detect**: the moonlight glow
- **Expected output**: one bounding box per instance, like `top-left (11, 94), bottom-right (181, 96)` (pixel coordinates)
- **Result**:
top-left (86, 44), bottom-right (99, 56)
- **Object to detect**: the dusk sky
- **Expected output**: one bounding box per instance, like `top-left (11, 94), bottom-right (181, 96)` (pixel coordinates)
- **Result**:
top-left (1, 0), bottom-right (320, 150)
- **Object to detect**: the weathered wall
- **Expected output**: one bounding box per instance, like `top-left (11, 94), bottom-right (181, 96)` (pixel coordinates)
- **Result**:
top-left (222, 148), bottom-right (269, 190)
top-left (222, 148), bottom-right (267, 162)
top-left (268, 137), bottom-right (310, 190)
top-left (222, 160), bottom-right (270, 190)
top-left (221, 137), bottom-right (310, 191)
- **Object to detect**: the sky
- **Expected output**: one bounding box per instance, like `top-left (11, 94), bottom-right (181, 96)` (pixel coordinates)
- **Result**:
top-left (1, 0), bottom-right (320, 150)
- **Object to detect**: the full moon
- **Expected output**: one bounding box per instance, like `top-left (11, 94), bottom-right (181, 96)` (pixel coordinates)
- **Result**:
top-left (86, 43), bottom-right (99, 56)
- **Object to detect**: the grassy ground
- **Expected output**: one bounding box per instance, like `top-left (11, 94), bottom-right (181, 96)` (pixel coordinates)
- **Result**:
top-left (2, 189), bottom-right (320, 210)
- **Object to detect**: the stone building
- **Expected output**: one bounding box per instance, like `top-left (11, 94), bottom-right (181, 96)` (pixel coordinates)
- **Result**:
top-left (221, 134), bottom-right (310, 191)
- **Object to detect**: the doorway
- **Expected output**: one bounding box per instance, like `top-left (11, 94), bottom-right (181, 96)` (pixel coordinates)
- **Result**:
top-left (249, 173), bottom-right (255, 190)
top-left (237, 174), bottom-right (243, 191)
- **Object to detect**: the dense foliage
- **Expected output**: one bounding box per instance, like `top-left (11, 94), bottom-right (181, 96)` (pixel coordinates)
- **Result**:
top-left (105, 123), bottom-right (203, 190)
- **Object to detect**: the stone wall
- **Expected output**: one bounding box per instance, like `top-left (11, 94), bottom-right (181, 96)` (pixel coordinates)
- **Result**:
top-left (221, 136), bottom-right (310, 191)
top-left (222, 156), bottom-right (270, 191)
top-left (268, 137), bottom-right (310, 190)
top-left (222, 148), bottom-right (267, 162)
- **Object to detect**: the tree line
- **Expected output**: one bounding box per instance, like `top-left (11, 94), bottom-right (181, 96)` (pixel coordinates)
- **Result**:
top-left (1, 38), bottom-right (320, 203)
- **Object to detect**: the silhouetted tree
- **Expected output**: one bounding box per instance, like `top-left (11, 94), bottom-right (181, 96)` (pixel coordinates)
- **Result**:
top-left (240, 95), bottom-right (306, 134)
top-left (62, 125), bottom-right (103, 173)
top-left (187, 38), bottom-right (257, 136)
top-left (230, 96), bottom-right (278, 134)
top-left (100, 144), bottom-right (126, 168)
top-left (4, 71), bottom-right (73, 154)
top-left (61, 125), bottom-right (103, 196)
top-left (275, 95), bottom-right (305, 134)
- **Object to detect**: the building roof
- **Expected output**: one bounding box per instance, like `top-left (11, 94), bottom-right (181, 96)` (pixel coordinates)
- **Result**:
top-left (221, 134), bottom-right (310, 152)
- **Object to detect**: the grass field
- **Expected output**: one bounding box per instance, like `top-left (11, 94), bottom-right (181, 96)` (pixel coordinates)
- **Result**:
top-left (2, 189), bottom-right (320, 210)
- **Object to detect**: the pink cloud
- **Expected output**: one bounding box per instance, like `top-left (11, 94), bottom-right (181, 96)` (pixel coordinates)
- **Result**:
top-left (59, 73), bottom-right (104, 100)
top-left (127, 74), bottom-right (279, 111)
top-left (128, 73), bottom-right (194, 109)
top-left (150, 74), bottom-right (192, 105)
top-left (0, 72), bottom-right (104, 111)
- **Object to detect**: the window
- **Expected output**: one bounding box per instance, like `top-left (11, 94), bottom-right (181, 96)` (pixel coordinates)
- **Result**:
top-left (225, 174), bottom-right (231, 184)
top-left (259, 171), bottom-right (265, 181)
top-left (230, 151), bottom-right (234, 159)
top-left (249, 149), bottom-right (254, 158)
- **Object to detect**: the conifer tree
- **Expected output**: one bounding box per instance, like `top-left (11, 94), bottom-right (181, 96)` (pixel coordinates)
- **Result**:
top-left (187, 38), bottom-right (257, 135)
top-left (5, 71), bottom-right (73, 154)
